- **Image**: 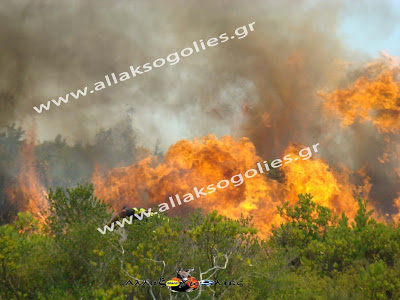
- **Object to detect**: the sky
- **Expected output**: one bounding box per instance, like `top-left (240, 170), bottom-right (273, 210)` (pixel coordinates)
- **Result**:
top-left (338, 0), bottom-right (400, 57)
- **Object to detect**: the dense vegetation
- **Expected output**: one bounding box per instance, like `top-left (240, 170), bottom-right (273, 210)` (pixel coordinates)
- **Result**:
top-left (0, 123), bottom-right (162, 225)
top-left (1, 184), bottom-right (400, 300)
top-left (1, 124), bottom-right (400, 299)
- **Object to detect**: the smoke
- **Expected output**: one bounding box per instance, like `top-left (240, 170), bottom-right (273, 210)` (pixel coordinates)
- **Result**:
top-left (1, 0), bottom-right (399, 213)
top-left (0, 0), bottom-right (340, 146)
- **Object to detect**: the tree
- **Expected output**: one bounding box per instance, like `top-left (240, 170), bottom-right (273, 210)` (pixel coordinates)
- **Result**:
top-left (0, 124), bottom-right (25, 224)
top-left (45, 183), bottom-right (121, 298)
top-left (271, 193), bottom-right (334, 249)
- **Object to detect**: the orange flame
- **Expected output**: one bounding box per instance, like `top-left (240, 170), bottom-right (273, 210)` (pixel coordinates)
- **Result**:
top-left (19, 141), bottom-right (49, 222)
top-left (282, 145), bottom-right (360, 216)
top-left (395, 162), bottom-right (400, 221)
top-left (93, 135), bottom-right (371, 237)
top-left (6, 139), bottom-right (49, 223)
top-left (319, 55), bottom-right (400, 219)
top-left (320, 56), bottom-right (400, 134)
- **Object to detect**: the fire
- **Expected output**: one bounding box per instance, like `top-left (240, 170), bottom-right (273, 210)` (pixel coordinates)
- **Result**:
top-left (320, 55), bottom-right (400, 219)
top-left (6, 139), bottom-right (49, 223)
top-left (93, 135), bottom-right (281, 221)
top-left (10, 54), bottom-right (398, 233)
top-left (393, 196), bottom-right (400, 222)
top-left (281, 144), bottom-right (360, 217)
top-left (395, 163), bottom-right (400, 222)
top-left (19, 141), bottom-right (49, 222)
top-left (320, 56), bottom-right (400, 134)
top-left (93, 136), bottom-right (370, 237)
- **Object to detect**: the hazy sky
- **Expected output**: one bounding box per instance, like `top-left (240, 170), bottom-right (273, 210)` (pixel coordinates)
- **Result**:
top-left (338, 0), bottom-right (400, 57)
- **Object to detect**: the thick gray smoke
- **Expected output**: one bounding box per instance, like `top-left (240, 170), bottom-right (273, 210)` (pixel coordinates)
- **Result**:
top-left (1, 0), bottom-right (399, 213)
top-left (0, 0), bottom-right (261, 146)
top-left (0, 0), bottom-right (344, 148)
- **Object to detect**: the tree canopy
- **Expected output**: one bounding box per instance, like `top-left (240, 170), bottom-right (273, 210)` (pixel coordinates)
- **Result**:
top-left (1, 184), bottom-right (400, 299)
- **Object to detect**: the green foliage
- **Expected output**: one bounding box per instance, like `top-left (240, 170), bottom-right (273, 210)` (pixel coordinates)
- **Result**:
top-left (45, 183), bottom-right (121, 298)
top-left (1, 188), bottom-right (400, 299)
top-left (271, 193), bottom-right (334, 249)
top-left (259, 194), bottom-right (400, 299)
top-left (46, 183), bottom-right (111, 232)
top-left (0, 212), bottom-right (50, 299)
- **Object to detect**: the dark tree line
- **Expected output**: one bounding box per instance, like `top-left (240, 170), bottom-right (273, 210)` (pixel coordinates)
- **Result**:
top-left (0, 121), bottom-right (163, 225)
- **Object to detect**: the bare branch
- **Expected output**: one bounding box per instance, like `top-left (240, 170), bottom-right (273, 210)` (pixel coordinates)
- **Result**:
top-left (191, 253), bottom-right (230, 300)
top-left (111, 233), bottom-right (141, 282)
top-left (148, 285), bottom-right (156, 300)
top-left (201, 253), bottom-right (229, 279)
